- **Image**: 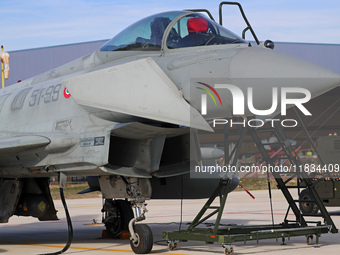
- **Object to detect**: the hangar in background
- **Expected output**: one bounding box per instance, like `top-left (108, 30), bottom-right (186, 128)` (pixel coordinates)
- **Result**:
top-left (6, 39), bottom-right (107, 86)
top-left (4, 40), bottom-right (340, 157)
top-left (6, 40), bottom-right (340, 87)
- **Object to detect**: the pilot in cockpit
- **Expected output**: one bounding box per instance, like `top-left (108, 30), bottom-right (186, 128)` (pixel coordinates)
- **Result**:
top-left (175, 17), bottom-right (214, 48)
top-left (100, 11), bottom-right (246, 51)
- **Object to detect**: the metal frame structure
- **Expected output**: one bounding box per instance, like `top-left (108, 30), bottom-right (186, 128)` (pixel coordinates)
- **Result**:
top-left (164, 111), bottom-right (338, 254)
top-left (219, 2), bottom-right (260, 44)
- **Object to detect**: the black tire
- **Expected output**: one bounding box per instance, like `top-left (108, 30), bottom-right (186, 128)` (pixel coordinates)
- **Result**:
top-left (104, 199), bottom-right (134, 238)
top-left (168, 242), bottom-right (178, 251)
top-left (307, 235), bottom-right (313, 245)
top-left (224, 247), bottom-right (234, 255)
top-left (299, 189), bottom-right (319, 214)
top-left (130, 224), bottom-right (153, 254)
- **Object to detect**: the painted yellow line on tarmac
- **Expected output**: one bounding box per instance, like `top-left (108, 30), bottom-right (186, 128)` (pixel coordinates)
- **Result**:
top-left (1, 242), bottom-right (188, 255)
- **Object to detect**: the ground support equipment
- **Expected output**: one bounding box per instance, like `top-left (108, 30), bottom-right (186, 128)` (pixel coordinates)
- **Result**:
top-left (164, 116), bottom-right (338, 254)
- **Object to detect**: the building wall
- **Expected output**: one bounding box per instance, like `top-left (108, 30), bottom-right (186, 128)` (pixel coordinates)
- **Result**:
top-left (5, 40), bottom-right (107, 86)
top-left (274, 42), bottom-right (340, 74)
top-left (5, 40), bottom-right (340, 87)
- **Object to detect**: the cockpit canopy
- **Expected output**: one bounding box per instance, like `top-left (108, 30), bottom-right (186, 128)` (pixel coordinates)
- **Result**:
top-left (100, 11), bottom-right (247, 52)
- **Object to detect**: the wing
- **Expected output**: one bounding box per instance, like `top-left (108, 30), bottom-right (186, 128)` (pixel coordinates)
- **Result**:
top-left (62, 57), bottom-right (212, 132)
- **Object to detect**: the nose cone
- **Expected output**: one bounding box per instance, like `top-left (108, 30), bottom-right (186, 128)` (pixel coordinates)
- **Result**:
top-left (229, 47), bottom-right (340, 99)
top-left (189, 46), bottom-right (340, 120)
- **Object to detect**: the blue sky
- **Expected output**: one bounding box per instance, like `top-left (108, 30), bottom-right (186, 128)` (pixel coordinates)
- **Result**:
top-left (2, 0), bottom-right (340, 51)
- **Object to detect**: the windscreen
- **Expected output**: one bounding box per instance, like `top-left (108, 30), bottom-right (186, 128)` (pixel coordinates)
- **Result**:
top-left (100, 11), bottom-right (247, 52)
top-left (100, 11), bottom-right (184, 51)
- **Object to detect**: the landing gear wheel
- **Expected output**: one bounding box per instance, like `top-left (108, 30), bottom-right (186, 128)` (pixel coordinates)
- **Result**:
top-left (130, 224), bottom-right (153, 254)
top-left (104, 199), bottom-right (134, 238)
top-left (299, 189), bottom-right (319, 214)
top-left (168, 242), bottom-right (178, 251)
top-left (224, 247), bottom-right (234, 255)
top-left (307, 235), bottom-right (313, 245)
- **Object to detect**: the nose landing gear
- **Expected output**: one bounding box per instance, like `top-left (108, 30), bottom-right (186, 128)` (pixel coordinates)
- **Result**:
top-left (129, 202), bottom-right (153, 254)
top-left (99, 176), bottom-right (153, 253)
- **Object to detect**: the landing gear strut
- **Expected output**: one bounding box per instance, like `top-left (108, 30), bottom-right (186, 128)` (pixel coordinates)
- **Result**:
top-left (98, 176), bottom-right (153, 254)
top-left (128, 199), bottom-right (153, 253)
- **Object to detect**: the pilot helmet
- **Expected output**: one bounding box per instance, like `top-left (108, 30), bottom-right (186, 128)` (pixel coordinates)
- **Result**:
top-left (187, 17), bottom-right (208, 33)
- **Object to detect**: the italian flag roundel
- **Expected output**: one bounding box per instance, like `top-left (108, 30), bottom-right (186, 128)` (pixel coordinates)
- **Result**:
top-left (64, 87), bottom-right (71, 98)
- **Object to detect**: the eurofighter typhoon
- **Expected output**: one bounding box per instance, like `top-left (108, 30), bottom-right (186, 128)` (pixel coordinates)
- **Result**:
top-left (1, 2), bottom-right (340, 254)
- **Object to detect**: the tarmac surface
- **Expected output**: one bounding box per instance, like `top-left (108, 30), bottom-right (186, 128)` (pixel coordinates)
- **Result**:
top-left (0, 189), bottom-right (339, 255)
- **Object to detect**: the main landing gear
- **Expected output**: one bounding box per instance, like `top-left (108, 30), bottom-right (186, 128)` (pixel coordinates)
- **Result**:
top-left (102, 199), bottom-right (134, 238)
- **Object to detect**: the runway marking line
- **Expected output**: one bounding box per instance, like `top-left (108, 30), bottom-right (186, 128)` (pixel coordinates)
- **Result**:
top-left (0, 242), bottom-right (188, 254)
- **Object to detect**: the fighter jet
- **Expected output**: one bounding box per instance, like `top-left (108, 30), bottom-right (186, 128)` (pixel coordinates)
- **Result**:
top-left (1, 3), bottom-right (340, 254)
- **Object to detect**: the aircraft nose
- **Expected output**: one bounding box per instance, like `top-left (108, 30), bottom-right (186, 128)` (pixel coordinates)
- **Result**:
top-left (190, 47), bottom-right (340, 121)
top-left (229, 47), bottom-right (340, 99)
